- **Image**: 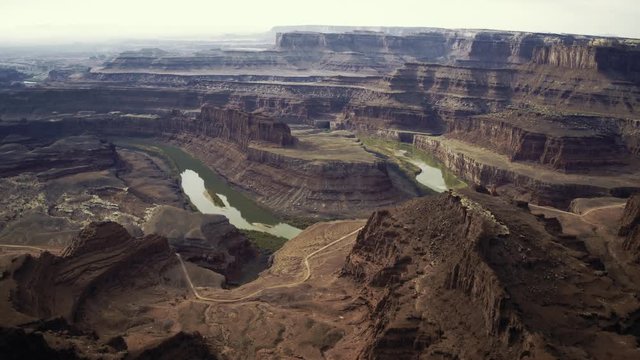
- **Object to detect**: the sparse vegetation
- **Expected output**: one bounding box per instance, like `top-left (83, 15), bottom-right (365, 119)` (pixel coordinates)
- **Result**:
top-left (240, 229), bottom-right (289, 252)
top-left (360, 136), bottom-right (466, 190)
top-left (113, 138), bottom-right (226, 207)
top-left (280, 215), bottom-right (317, 230)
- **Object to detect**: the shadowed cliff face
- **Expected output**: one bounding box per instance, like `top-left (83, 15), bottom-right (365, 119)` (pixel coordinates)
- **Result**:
top-left (199, 105), bottom-right (296, 149)
top-left (11, 222), bottom-right (177, 321)
top-left (620, 194), bottom-right (640, 262)
top-left (342, 192), bottom-right (640, 359)
top-left (533, 44), bottom-right (640, 78)
top-left (143, 205), bottom-right (256, 281)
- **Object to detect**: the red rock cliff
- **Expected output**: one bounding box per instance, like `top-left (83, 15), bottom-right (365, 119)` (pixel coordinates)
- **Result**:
top-left (199, 105), bottom-right (296, 149)
top-left (619, 194), bottom-right (640, 262)
top-left (341, 192), bottom-right (640, 359)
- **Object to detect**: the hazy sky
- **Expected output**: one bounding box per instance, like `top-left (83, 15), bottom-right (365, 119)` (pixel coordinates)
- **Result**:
top-left (1, 0), bottom-right (639, 43)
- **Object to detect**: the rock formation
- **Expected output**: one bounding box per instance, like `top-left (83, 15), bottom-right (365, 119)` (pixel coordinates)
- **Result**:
top-left (143, 205), bottom-right (256, 280)
top-left (199, 105), bottom-right (297, 149)
top-left (620, 193), bottom-right (640, 262)
top-left (11, 222), bottom-right (177, 321)
top-left (0, 135), bottom-right (117, 180)
top-left (342, 192), bottom-right (640, 359)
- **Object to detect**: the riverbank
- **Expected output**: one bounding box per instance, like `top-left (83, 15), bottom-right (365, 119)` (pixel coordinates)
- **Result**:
top-left (112, 137), bottom-right (302, 241)
top-left (359, 136), bottom-right (466, 192)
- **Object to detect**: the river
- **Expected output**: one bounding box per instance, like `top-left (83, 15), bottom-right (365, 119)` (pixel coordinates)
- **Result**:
top-left (394, 149), bottom-right (460, 193)
top-left (115, 138), bottom-right (302, 239)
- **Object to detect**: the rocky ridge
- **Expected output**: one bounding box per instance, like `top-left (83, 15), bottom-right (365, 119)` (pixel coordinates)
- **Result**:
top-left (0, 135), bottom-right (117, 180)
top-left (620, 194), bottom-right (640, 262)
top-left (342, 192), bottom-right (640, 359)
top-left (11, 221), bottom-right (177, 321)
top-left (143, 205), bottom-right (256, 281)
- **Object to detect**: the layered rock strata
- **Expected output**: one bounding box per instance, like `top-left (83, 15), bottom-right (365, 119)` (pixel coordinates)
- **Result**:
top-left (413, 135), bottom-right (640, 208)
top-left (199, 105), bottom-right (296, 148)
top-left (0, 106), bottom-right (410, 219)
top-left (0, 135), bottom-right (117, 180)
top-left (619, 194), bottom-right (640, 262)
top-left (342, 192), bottom-right (640, 359)
top-left (143, 205), bottom-right (255, 280)
top-left (2, 27), bottom-right (639, 211)
top-left (11, 222), bottom-right (177, 321)
top-left (175, 134), bottom-right (409, 218)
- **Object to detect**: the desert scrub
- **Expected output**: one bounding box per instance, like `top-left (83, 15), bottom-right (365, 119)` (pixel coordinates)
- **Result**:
top-left (240, 229), bottom-right (288, 252)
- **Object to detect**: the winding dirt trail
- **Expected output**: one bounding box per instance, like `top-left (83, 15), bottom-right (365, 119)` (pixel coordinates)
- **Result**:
top-left (177, 226), bottom-right (363, 303)
top-left (529, 203), bottom-right (626, 217)
top-left (528, 203), bottom-right (626, 226)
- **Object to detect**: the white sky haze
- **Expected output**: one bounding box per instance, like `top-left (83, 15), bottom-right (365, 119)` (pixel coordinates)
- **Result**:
top-left (1, 0), bottom-right (639, 43)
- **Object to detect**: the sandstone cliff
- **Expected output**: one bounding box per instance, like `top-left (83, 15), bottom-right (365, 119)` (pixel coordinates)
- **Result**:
top-left (619, 194), bottom-right (640, 262)
top-left (446, 113), bottom-right (630, 170)
top-left (143, 205), bottom-right (256, 281)
top-left (11, 222), bottom-right (178, 322)
top-left (412, 135), bottom-right (640, 208)
top-left (342, 192), bottom-right (640, 359)
top-left (199, 105), bottom-right (296, 149)
top-left (533, 43), bottom-right (640, 78)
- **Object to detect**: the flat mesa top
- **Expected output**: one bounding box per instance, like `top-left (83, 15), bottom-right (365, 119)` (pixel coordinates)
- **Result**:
top-left (473, 111), bottom-right (618, 137)
top-left (251, 130), bottom-right (377, 163)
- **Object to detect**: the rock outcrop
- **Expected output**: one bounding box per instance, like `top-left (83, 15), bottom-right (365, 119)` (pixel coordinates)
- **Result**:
top-left (199, 105), bottom-right (296, 149)
top-left (0, 135), bottom-right (117, 180)
top-left (143, 206), bottom-right (256, 281)
top-left (342, 192), bottom-right (640, 359)
top-left (533, 43), bottom-right (640, 77)
top-left (11, 222), bottom-right (177, 321)
top-left (619, 194), bottom-right (640, 262)
top-left (446, 113), bottom-right (630, 170)
top-left (412, 135), bottom-right (640, 208)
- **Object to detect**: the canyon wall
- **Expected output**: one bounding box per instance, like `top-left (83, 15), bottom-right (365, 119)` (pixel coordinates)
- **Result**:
top-left (199, 105), bottom-right (296, 149)
top-left (533, 44), bottom-right (640, 76)
top-left (13, 222), bottom-right (177, 321)
top-left (446, 115), bottom-right (630, 170)
top-left (176, 135), bottom-right (409, 219)
top-left (412, 135), bottom-right (639, 208)
top-left (531, 44), bottom-right (598, 69)
top-left (619, 194), bottom-right (640, 262)
top-left (371, 60), bottom-right (640, 161)
top-left (275, 30), bottom-right (580, 65)
top-left (341, 192), bottom-right (640, 359)
top-left (0, 106), bottom-right (410, 219)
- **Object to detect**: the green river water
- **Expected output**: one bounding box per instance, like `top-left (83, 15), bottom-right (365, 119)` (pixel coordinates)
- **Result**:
top-left (114, 138), bottom-right (302, 239)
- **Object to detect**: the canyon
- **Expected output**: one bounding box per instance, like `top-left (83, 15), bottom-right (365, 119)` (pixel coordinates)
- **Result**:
top-left (1, 25), bottom-right (640, 359)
